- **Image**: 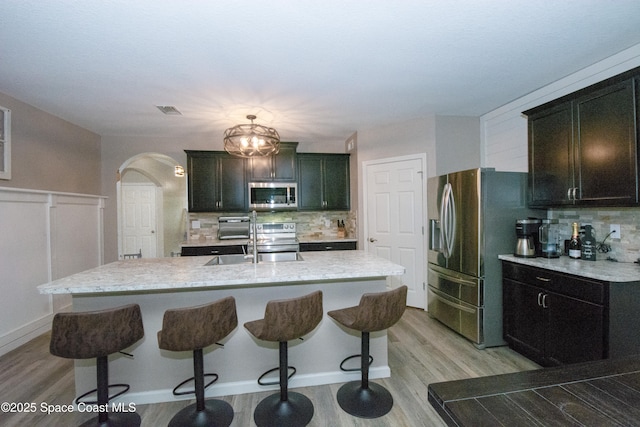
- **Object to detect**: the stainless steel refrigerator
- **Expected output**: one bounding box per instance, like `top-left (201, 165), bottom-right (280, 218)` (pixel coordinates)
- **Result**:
top-left (427, 168), bottom-right (539, 348)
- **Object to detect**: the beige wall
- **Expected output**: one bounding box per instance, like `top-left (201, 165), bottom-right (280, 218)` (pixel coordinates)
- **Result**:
top-left (0, 92), bottom-right (100, 194)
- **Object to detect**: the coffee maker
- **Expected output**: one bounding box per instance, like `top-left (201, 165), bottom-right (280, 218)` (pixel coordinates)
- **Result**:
top-left (514, 218), bottom-right (541, 257)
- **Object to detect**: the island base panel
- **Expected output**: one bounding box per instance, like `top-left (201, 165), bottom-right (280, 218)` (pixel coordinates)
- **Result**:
top-left (72, 278), bottom-right (390, 405)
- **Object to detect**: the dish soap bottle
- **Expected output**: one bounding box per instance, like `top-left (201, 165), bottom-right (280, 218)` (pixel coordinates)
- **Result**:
top-left (568, 222), bottom-right (581, 259)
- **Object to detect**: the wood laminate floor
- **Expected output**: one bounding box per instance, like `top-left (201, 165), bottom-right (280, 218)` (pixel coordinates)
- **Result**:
top-left (0, 308), bottom-right (539, 426)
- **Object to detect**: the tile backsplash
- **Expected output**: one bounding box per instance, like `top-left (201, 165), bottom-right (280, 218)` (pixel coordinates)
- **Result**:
top-left (550, 207), bottom-right (640, 263)
top-left (187, 211), bottom-right (357, 242)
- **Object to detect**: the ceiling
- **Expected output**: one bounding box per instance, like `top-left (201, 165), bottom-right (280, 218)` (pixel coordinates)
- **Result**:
top-left (2, 1), bottom-right (640, 146)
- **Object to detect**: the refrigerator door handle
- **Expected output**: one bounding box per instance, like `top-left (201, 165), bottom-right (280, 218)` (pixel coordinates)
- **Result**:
top-left (440, 183), bottom-right (456, 259)
top-left (439, 184), bottom-right (449, 257)
top-left (440, 183), bottom-right (451, 258)
top-left (430, 288), bottom-right (476, 314)
top-left (448, 183), bottom-right (456, 254)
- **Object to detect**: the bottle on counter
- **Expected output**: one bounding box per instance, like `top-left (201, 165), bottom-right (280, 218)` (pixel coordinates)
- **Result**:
top-left (568, 222), bottom-right (582, 259)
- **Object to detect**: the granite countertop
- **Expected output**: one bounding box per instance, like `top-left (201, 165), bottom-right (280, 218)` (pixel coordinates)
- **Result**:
top-left (181, 236), bottom-right (357, 247)
top-left (38, 250), bottom-right (404, 295)
top-left (499, 254), bottom-right (640, 283)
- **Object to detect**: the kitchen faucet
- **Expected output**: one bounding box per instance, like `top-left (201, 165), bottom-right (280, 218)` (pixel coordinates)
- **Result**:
top-left (245, 210), bottom-right (259, 264)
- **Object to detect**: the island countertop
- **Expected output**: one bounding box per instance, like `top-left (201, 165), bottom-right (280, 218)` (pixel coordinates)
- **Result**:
top-left (38, 250), bottom-right (405, 295)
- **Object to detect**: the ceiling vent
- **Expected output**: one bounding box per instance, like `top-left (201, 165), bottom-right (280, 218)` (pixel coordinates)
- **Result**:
top-left (156, 105), bottom-right (182, 115)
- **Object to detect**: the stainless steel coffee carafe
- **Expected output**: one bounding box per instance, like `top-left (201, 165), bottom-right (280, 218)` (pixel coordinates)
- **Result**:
top-left (514, 218), bottom-right (541, 258)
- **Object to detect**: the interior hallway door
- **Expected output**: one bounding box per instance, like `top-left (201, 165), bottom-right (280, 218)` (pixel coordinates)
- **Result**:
top-left (365, 155), bottom-right (425, 308)
top-left (121, 183), bottom-right (157, 258)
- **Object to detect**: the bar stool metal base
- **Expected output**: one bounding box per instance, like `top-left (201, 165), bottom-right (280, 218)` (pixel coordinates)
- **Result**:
top-left (79, 411), bottom-right (141, 427)
top-left (336, 381), bottom-right (393, 418)
top-left (254, 391), bottom-right (314, 427)
top-left (168, 399), bottom-right (233, 427)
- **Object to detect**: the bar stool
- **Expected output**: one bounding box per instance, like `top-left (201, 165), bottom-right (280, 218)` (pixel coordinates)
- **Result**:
top-left (244, 290), bottom-right (323, 427)
top-left (49, 303), bottom-right (144, 427)
top-left (157, 296), bottom-right (237, 427)
top-left (328, 285), bottom-right (407, 418)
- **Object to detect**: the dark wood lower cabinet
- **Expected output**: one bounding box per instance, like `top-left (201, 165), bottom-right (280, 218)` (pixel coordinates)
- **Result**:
top-left (502, 261), bottom-right (606, 366)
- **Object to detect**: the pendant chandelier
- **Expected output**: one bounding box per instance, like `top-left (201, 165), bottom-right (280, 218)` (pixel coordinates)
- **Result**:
top-left (223, 115), bottom-right (280, 158)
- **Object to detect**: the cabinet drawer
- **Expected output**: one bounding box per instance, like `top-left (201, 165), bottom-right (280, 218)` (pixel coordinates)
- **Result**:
top-left (181, 245), bottom-right (246, 256)
top-left (300, 241), bottom-right (356, 251)
top-left (502, 261), bottom-right (606, 305)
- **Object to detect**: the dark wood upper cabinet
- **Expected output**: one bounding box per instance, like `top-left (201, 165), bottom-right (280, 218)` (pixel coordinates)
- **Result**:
top-left (248, 142), bottom-right (298, 182)
top-left (574, 80), bottom-right (637, 204)
top-left (185, 150), bottom-right (247, 212)
top-left (527, 102), bottom-right (573, 206)
top-left (298, 153), bottom-right (350, 211)
top-left (525, 69), bottom-right (640, 207)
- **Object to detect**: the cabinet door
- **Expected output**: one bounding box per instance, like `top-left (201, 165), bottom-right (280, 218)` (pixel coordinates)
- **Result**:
top-left (528, 102), bottom-right (574, 207)
top-left (574, 79), bottom-right (637, 205)
top-left (545, 292), bottom-right (605, 365)
top-left (218, 155), bottom-right (247, 211)
top-left (273, 142), bottom-right (297, 181)
top-left (248, 156), bottom-right (273, 181)
top-left (187, 153), bottom-right (218, 212)
top-left (324, 155), bottom-right (350, 210)
top-left (248, 142), bottom-right (297, 181)
top-left (298, 155), bottom-right (324, 209)
top-left (503, 279), bottom-right (545, 363)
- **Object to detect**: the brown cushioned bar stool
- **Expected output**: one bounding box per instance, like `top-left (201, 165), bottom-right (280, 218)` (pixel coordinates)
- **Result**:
top-left (157, 296), bottom-right (237, 427)
top-left (244, 290), bottom-right (323, 427)
top-left (49, 303), bottom-right (144, 427)
top-left (328, 285), bottom-right (407, 418)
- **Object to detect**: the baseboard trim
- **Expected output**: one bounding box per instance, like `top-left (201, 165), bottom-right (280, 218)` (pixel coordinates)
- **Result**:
top-left (112, 366), bottom-right (391, 405)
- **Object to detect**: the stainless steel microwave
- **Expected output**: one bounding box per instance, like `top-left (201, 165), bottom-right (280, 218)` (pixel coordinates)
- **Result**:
top-left (248, 182), bottom-right (297, 211)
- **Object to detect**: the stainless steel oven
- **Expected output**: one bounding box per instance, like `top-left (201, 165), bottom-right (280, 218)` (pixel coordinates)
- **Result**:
top-left (249, 222), bottom-right (299, 254)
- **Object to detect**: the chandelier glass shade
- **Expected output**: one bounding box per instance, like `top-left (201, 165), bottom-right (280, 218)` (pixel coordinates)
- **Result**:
top-left (223, 115), bottom-right (280, 158)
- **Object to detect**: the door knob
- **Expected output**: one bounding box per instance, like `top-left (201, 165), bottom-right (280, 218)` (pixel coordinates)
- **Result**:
top-left (369, 238), bottom-right (377, 242)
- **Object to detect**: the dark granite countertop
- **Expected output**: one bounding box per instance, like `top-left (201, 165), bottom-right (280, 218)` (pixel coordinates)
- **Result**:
top-left (428, 355), bottom-right (640, 426)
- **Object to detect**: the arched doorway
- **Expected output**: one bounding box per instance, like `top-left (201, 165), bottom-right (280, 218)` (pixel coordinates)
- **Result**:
top-left (117, 153), bottom-right (187, 258)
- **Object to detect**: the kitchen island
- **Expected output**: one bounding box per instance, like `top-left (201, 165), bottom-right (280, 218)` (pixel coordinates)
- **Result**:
top-left (38, 250), bottom-right (405, 405)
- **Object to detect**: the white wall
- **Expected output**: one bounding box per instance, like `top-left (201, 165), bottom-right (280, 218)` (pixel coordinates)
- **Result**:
top-left (0, 188), bottom-right (104, 356)
top-left (482, 43), bottom-right (640, 171)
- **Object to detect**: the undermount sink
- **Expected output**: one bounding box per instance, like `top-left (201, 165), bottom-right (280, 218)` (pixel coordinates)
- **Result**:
top-left (205, 252), bottom-right (304, 266)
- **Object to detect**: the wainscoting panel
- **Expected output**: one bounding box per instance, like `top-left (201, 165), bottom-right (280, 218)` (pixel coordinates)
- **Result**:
top-left (0, 187), bottom-right (104, 356)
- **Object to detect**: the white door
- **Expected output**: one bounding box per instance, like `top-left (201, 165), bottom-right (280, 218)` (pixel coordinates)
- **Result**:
top-left (122, 183), bottom-right (157, 258)
top-left (365, 156), bottom-right (425, 308)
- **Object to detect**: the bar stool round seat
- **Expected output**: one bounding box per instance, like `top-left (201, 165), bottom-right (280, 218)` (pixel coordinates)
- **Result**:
top-left (157, 296), bottom-right (238, 427)
top-left (244, 290), bottom-right (323, 427)
top-left (327, 285), bottom-right (407, 419)
top-left (49, 303), bottom-right (144, 427)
